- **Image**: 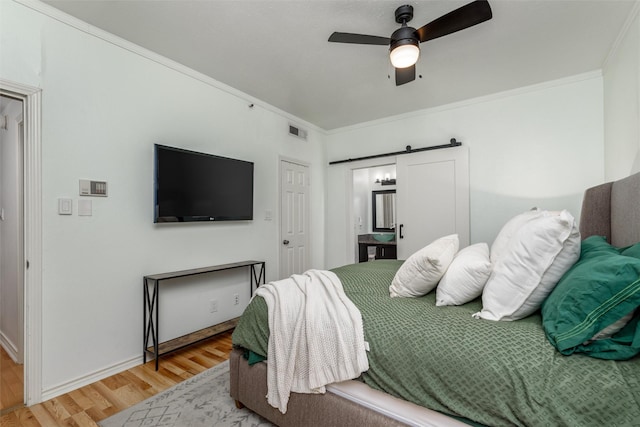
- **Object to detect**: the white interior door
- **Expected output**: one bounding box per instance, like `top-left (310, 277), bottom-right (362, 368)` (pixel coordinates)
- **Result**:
top-left (280, 160), bottom-right (310, 278)
top-left (396, 146), bottom-right (469, 259)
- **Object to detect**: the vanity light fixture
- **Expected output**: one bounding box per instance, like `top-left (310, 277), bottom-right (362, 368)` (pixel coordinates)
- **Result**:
top-left (375, 177), bottom-right (397, 186)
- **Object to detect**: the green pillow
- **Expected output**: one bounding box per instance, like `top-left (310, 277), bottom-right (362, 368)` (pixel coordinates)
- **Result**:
top-left (542, 236), bottom-right (640, 360)
top-left (621, 241), bottom-right (640, 260)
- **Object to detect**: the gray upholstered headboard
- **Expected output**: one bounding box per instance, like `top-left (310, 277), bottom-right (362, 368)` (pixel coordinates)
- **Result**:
top-left (579, 171), bottom-right (640, 247)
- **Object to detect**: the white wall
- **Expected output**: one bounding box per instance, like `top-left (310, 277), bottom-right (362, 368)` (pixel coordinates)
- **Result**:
top-left (603, 5), bottom-right (640, 180)
top-left (0, 98), bottom-right (23, 362)
top-left (1, 0), bottom-right (326, 397)
top-left (325, 75), bottom-right (605, 269)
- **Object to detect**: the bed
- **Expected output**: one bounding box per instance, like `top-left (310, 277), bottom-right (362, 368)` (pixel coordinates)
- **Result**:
top-left (230, 172), bottom-right (640, 427)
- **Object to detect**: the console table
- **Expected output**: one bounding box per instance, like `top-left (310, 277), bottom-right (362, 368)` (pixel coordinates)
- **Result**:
top-left (143, 260), bottom-right (265, 370)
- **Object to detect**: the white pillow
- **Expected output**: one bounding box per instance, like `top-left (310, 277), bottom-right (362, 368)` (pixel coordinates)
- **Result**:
top-left (476, 210), bottom-right (580, 321)
top-left (436, 243), bottom-right (491, 306)
top-left (490, 208), bottom-right (541, 264)
top-left (390, 234), bottom-right (459, 298)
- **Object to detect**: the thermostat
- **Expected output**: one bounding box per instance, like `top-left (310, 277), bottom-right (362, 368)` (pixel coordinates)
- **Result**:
top-left (79, 179), bottom-right (108, 197)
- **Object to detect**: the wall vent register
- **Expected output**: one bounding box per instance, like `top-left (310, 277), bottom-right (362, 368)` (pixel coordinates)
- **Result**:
top-left (79, 179), bottom-right (107, 196)
top-left (289, 124), bottom-right (308, 140)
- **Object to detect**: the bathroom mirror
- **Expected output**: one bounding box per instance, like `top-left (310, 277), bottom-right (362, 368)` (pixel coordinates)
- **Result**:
top-left (372, 190), bottom-right (396, 232)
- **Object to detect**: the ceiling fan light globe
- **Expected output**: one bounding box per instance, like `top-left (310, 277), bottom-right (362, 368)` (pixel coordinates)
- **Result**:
top-left (390, 44), bottom-right (420, 68)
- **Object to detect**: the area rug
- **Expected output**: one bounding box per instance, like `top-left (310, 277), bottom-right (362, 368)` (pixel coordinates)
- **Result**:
top-left (99, 361), bottom-right (274, 427)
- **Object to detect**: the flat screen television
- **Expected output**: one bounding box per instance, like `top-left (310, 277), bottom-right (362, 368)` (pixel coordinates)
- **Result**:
top-left (154, 144), bottom-right (254, 223)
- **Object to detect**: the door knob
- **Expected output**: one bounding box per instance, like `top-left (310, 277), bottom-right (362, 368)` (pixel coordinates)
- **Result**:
top-left (283, 240), bottom-right (290, 245)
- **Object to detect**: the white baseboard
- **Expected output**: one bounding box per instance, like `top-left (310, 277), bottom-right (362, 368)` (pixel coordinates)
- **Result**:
top-left (0, 331), bottom-right (20, 364)
top-left (41, 356), bottom-right (144, 402)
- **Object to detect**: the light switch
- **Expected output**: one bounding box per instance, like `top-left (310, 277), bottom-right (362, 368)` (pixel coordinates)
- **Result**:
top-left (58, 198), bottom-right (72, 215)
top-left (78, 199), bottom-right (92, 216)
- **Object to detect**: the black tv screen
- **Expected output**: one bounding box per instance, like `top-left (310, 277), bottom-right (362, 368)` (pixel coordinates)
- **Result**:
top-left (154, 144), bottom-right (254, 222)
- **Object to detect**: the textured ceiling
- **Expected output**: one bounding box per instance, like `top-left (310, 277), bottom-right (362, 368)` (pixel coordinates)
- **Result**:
top-left (42, 0), bottom-right (636, 130)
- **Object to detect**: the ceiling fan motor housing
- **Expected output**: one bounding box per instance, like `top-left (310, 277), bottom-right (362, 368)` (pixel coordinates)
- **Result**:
top-left (391, 5), bottom-right (419, 52)
top-left (390, 26), bottom-right (419, 52)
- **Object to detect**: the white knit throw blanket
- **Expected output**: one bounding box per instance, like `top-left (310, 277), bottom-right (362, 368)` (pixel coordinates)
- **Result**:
top-left (255, 269), bottom-right (369, 414)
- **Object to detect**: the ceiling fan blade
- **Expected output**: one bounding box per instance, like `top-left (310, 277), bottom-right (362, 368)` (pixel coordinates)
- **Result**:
top-left (416, 0), bottom-right (492, 43)
top-left (328, 32), bottom-right (390, 45)
top-left (395, 66), bottom-right (416, 86)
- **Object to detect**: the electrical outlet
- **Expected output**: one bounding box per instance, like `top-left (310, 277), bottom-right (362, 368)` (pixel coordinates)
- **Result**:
top-left (233, 293), bottom-right (239, 305)
top-left (209, 299), bottom-right (219, 313)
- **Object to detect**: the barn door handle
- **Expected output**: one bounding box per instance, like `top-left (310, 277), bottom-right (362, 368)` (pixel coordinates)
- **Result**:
top-left (399, 224), bottom-right (404, 239)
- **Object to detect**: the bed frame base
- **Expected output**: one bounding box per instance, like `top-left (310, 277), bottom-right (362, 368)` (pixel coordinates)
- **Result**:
top-left (229, 348), bottom-right (408, 427)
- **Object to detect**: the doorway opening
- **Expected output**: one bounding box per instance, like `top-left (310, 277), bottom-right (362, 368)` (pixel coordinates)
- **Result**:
top-left (0, 94), bottom-right (25, 413)
top-left (351, 164), bottom-right (397, 263)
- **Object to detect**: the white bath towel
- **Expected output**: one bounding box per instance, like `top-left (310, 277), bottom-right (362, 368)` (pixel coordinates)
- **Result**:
top-left (255, 269), bottom-right (369, 413)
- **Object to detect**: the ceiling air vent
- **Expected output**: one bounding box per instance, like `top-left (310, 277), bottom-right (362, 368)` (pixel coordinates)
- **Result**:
top-left (289, 123), bottom-right (308, 140)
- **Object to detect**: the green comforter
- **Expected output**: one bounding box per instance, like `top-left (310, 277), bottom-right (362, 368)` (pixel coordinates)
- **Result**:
top-left (232, 260), bottom-right (640, 427)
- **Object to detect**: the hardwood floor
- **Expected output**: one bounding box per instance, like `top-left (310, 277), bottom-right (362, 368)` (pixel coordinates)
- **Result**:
top-left (1, 346), bottom-right (24, 414)
top-left (0, 330), bottom-right (233, 427)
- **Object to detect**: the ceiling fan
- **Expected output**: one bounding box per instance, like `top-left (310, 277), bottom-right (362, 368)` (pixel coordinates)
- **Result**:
top-left (328, 0), bottom-right (493, 86)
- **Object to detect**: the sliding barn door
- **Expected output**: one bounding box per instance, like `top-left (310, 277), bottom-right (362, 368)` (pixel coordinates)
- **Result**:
top-left (396, 146), bottom-right (469, 259)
